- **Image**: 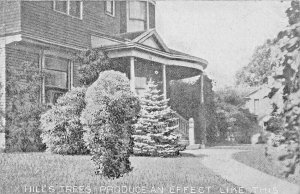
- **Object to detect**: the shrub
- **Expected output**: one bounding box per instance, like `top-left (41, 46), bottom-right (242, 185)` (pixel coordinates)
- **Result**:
top-left (81, 70), bottom-right (140, 178)
top-left (215, 88), bottom-right (260, 144)
top-left (169, 75), bottom-right (217, 144)
top-left (40, 87), bottom-right (88, 155)
top-left (4, 62), bottom-right (48, 152)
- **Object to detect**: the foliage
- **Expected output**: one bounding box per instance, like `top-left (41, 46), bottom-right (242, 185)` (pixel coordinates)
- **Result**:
top-left (265, 115), bottom-right (285, 134)
top-left (215, 88), bottom-right (259, 143)
top-left (169, 75), bottom-right (218, 144)
top-left (267, 0), bottom-right (300, 177)
top-left (133, 80), bottom-right (184, 157)
top-left (76, 48), bottom-right (126, 86)
top-left (235, 40), bottom-right (273, 87)
top-left (40, 87), bottom-right (88, 155)
top-left (80, 70), bottom-right (140, 178)
top-left (4, 61), bottom-right (48, 152)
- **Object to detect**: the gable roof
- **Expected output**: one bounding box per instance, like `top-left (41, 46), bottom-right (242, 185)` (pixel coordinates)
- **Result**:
top-left (91, 30), bottom-right (208, 70)
top-left (117, 29), bottom-right (170, 52)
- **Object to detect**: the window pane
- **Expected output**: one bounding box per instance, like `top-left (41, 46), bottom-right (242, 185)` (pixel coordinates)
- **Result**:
top-left (129, 1), bottom-right (146, 20)
top-left (45, 70), bottom-right (67, 89)
top-left (70, 1), bottom-right (81, 18)
top-left (45, 56), bottom-right (68, 72)
top-left (45, 88), bottom-right (65, 104)
top-left (127, 20), bottom-right (145, 32)
top-left (55, 1), bottom-right (67, 13)
top-left (105, 1), bottom-right (114, 15)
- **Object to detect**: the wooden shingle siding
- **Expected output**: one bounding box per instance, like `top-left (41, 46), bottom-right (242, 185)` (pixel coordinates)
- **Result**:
top-left (149, 3), bottom-right (155, 29)
top-left (6, 46), bottom-right (39, 68)
top-left (0, 1), bottom-right (21, 36)
top-left (21, 1), bottom-right (121, 49)
top-left (120, 1), bottom-right (127, 33)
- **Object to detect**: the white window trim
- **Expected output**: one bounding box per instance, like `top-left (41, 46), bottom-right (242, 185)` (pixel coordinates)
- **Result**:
top-left (53, 0), bottom-right (83, 20)
top-left (105, 0), bottom-right (115, 17)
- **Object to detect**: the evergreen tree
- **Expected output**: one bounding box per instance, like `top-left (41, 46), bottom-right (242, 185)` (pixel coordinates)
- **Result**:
top-left (133, 80), bottom-right (184, 157)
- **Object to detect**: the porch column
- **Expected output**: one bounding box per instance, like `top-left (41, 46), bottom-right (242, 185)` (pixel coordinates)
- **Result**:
top-left (130, 57), bottom-right (136, 93)
top-left (201, 72), bottom-right (205, 104)
top-left (200, 73), bottom-right (207, 145)
top-left (162, 64), bottom-right (167, 99)
top-left (0, 39), bottom-right (6, 152)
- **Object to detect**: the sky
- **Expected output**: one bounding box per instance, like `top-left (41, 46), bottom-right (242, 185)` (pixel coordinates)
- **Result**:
top-left (155, 1), bottom-right (290, 89)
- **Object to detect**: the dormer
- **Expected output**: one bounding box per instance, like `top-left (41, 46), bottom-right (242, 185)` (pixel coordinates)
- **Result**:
top-left (120, 0), bottom-right (156, 33)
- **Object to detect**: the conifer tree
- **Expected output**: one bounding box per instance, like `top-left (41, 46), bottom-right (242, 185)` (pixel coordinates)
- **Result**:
top-left (133, 80), bottom-right (184, 157)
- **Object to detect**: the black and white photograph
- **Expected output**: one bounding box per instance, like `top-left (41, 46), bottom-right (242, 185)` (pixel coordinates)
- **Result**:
top-left (0, 0), bottom-right (300, 193)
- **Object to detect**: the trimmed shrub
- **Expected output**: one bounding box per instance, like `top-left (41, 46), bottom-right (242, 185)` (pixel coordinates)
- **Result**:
top-left (40, 87), bottom-right (88, 155)
top-left (81, 70), bottom-right (140, 178)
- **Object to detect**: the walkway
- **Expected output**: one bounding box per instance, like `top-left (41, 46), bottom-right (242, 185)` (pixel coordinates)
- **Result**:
top-left (183, 148), bottom-right (300, 194)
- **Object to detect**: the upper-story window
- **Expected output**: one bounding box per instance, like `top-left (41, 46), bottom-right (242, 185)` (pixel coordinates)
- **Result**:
top-left (105, 0), bottom-right (115, 17)
top-left (128, 1), bottom-right (147, 32)
top-left (129, 1), bottom-right (146, 20)
top-left (53, 1), bottom-right (83, 19)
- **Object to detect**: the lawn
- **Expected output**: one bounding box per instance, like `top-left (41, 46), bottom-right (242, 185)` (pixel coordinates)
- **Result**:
top-left (232, 145), bottom-right (300, 185)
top-left (0, 152), bottom-right (251, 194)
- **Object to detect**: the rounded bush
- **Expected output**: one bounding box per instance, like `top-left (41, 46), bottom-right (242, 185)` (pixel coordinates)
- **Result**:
top-left (81, 70), bottom-right (140, 178)
top-left (40, 87), bottom-right (88, 155)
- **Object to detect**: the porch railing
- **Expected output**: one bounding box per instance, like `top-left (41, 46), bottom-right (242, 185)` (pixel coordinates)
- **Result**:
top-left (172, 111), bottom-right (189, 141)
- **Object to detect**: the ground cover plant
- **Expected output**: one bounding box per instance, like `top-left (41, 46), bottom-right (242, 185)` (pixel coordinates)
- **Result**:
top-left (232, 145), bottom-right (300, 185)
top-left (0, 152), bottom-right (251, 194)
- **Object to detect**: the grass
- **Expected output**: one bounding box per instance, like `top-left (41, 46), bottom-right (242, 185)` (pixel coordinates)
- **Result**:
top-left (0, 152), bottom-right (251, 194)
top-left (232, 145), bottom-right (300, 185)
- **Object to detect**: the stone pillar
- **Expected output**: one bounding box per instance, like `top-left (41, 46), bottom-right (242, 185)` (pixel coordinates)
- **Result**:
top-left (0, 39), bottom-right (6, 152)
top-left (130, 57), bottom-right (136, 93)
top-left (189, 118), bottom-right (195, 145)
top-left (162, 64), bottom-right (167, 100)
top-left (186, 118), bottom-right (200, 150)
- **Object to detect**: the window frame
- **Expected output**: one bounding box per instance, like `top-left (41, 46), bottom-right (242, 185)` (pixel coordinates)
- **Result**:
top-left (129, 1), bottom-right (146, 21)
top-left (53, 0), bottom-right (83, 20)
top-left (44, 55), bottom-right (69, 90)
top-left (105, 0), bottom-right (115, 17)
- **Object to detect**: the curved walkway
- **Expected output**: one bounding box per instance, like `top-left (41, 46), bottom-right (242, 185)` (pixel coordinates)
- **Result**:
top-left (183, 148), bottom-right (300, 194)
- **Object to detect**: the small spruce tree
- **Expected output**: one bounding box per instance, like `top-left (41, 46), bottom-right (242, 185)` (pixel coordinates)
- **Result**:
top-left (133, 80), bottom-right (184, 157)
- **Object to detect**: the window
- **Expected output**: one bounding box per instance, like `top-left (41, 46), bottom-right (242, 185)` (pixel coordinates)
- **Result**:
top-left (44, 56), bottom-right (69, 104)
top-left (105, 0), bottom-right (115, 16)
top-left (53, 0), bottom-right (82, 19)
top-left (129, 1), bottom-right (146, 20)
top-left (127, 1), bottom-right (147, 32)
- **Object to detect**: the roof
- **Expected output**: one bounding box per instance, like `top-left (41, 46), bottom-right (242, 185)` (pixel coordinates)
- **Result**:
top-left (91, 30), bottom-right (208, 69)
top-left (169, 49), bottom-right (195, 58)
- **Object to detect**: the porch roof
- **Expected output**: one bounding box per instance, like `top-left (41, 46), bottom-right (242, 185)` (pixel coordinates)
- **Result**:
top-left (91, 29), bottom-right (208, 71)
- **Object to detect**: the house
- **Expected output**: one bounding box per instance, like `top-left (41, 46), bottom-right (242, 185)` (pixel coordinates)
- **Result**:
top-left (243, 84), bottom-right (283, 128)
top-left (0, 0), bottom-right (208, 151)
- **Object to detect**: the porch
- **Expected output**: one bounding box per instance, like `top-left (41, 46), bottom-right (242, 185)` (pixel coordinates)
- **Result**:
top-left (93, 29), bottom-right (208, 146)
